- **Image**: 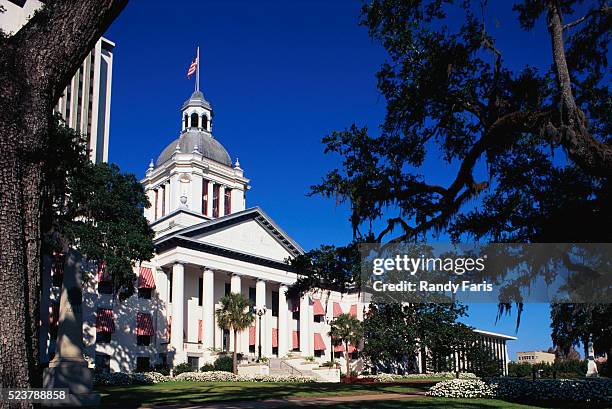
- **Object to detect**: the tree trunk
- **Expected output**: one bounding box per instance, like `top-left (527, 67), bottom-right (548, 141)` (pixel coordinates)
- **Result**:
top-left (0, 0), bottom-right (129, 393)
top-left (345, 342), bottom-right (350, 381)
top-left (233, 329), bottom-right (238, 375)
top-left (545, 0), bottom-right (612, 176)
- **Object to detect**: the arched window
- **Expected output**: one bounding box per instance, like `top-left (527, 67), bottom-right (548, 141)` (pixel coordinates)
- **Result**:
top-left (184, 114), bottom-right (188, 129)
top-left (201, 115), bottom-right (208, 130)
top-left (190, 113), bottom-right (199, 128)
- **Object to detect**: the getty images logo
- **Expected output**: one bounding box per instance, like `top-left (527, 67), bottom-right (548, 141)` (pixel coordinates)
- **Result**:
top-left (372, 254), bottom-right (487, 276)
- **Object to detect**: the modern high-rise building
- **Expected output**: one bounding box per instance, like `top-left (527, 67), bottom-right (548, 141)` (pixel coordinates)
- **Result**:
top-left (0, 0), bottom-right (114, 163)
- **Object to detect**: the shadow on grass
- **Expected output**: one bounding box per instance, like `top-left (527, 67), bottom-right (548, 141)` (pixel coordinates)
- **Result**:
top-left (96, 381), bottom-right (434, 408)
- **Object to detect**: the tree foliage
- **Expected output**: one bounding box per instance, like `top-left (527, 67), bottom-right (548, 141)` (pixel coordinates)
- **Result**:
top-left (287, 239), bottom-right (363, 299)
top-left (363, 302), bottom-right (501, 376)
top-left (42, 116), bottom-right (154, 297)
top-left (551, 303), bottom-right (612, 359)
top-left (308, 0), bottom-right (611, 335)
top-left (215, 293), bottom-right (255, 374)
top-left (329, 313), bottom-right (363, 378)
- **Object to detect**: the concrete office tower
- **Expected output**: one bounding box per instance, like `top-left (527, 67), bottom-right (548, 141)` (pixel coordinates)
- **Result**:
top-left (0, 0), bottom-right (114, 163)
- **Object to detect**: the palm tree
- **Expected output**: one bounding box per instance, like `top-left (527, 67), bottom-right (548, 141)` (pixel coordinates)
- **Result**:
top-left (216, 292), bottom-right (255, 374)
top-left (329, 313), bottom-right (363, 380)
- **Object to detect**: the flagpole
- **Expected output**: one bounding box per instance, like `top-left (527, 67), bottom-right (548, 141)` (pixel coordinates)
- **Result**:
top-left (196, 46), bottom-right (200, 92)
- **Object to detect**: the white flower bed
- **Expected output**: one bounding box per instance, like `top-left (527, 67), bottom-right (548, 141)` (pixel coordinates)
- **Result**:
top-left (174, 371), bottom-right (237, 382)
top-left (93, 372), bottom-right (170, 386)
top-left (427, 379), bottom-right (496, 399)
top-left (172, 371), bottom-right (316, 383)
top-left (236, 374), bottom-right (317, 383)
top-left (488, 378), bottom-right (612, 404)
top-left (362, 372), bottom-right (478, 382)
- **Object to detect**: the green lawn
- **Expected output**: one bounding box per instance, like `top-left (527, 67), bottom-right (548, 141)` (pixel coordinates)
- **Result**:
top-left (294, 398), bottom-right (610, 409)
top-left (97, 381), bottom-right (611, 408)
top-left (96, 381), bottom-right (432, 407)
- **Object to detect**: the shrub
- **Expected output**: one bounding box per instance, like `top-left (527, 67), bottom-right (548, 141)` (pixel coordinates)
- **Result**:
top-left (359, 372), bottom-right (478, 382)
top-left (488, 377), bottom-right (612, 404)
top-left (427, 379), bottom-right (496, 398)
top-left (214, 356), bottom-right (233, 372)
top-left (153, 364), bottom-right (170, 376)
top-left (173, 362), bottom-right (193, 376)
top-left (93, 372), bottom-right (170, 386)
top-left (200, 363), bottom-right (215, 372)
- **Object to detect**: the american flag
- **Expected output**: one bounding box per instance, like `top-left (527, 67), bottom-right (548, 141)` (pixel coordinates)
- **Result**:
top-left (187, 57), bottom-right (197, 79)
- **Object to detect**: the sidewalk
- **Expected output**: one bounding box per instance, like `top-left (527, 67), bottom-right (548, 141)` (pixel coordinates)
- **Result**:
top-left (143, 391), bottom-right (427, 409)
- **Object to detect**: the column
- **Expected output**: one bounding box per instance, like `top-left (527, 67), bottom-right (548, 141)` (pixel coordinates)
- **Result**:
top-left (255, 279), bottom-right (266, 357)
top-left (230, 274), bottom-right (242, 351)
top-left (278, 284), bottom-right (289, 357)
top-left (202, 268), bottom-right (215, 349)
top-left (503, 341), bottom-right (509, 376)
top-left (171, 263), bottom-right (185, 352)
top-left (299, 294), bottom-right (311, 357)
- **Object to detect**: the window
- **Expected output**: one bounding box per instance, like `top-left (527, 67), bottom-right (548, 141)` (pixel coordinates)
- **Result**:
top-left (249, 287), bottom-right (256, 312)
top-left (184, 114), bottom-right (188, 129)
top-left (137, 335), bottom-right (151, 346)
top-left (202, 179), bottom-right (208, 216)
top-left (350, 351), bottom-right (359, 360)
top-left (138, 288), bottom-right (152, 299)
top-left (212, 184), bottom-right (220, 217)
top-left (136, 356), bottom-right (150, 372)
top-left (187, 356), bottom-right (199, 371)
top-left (314, 350), bottom-right (323, 358)
top-left (272, 347), bottom-right (278, 356)
top-left (224, 188), bottom-right (231, 215)
top-left (202, 115), bottom-right (208, 130)
top-left (95, 354), bottom-right (110, 373)
top-left (158, 353), bottom-right (167, 367)
top-left (293, 311), bottom-right (300, 320)
top-left (249, 345), bottom-right (255, 353)
top-left (97, 332), bottom-right (111, 344)
top-left (169, 271), bottom-right (173, 302)
top-left (314, 315), bottom-right (323, 323)
top-left (224, 283), bottom-right (231, 296)
top-left (272, 291), bottom-right (279, 317)
top-left (161, 185), bottom-right (166, 217)
top-left (191, 113), bottom-right (199, 128)
top-left (154, 189), bottom-right (158, 220)
top-left (198, 277), bottom-right (203, 306)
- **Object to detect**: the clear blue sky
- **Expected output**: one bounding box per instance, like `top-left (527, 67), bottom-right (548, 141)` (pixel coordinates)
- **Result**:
top-left (105, 0), bottom-right (565, 359)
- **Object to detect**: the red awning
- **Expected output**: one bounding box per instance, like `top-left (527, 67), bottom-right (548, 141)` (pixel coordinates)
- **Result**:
top-left (313, 299), bottom-right (325, 316)
top-left (292, 331), bottom-right (299, 349)
top-left (198, 320), bottom-right (203, 343)
top-left (249, 326), bottom-right (256, 346)
top-left (49, 303), bottom-right (59, 328)
top-left (348, 344), bottom-right (357, 353)
top-left (272, 328), bottom-right (278, 348)
top-left (137, 267), bottom-right (156, 289)
top-left (97, 261), bottom-right (111, 283)
top-left (333, 302), bottom-right (343, 318)
top-left (349, 304), bottom-right (358, 318)
top-left (314, 332), bottom-right (326, 351)
top-left (334, 343), bottom-right (344, 352)
top-left (96, 308), bottom-right (115, 333)
top-left (136, 312), bottom-right (154, 336)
